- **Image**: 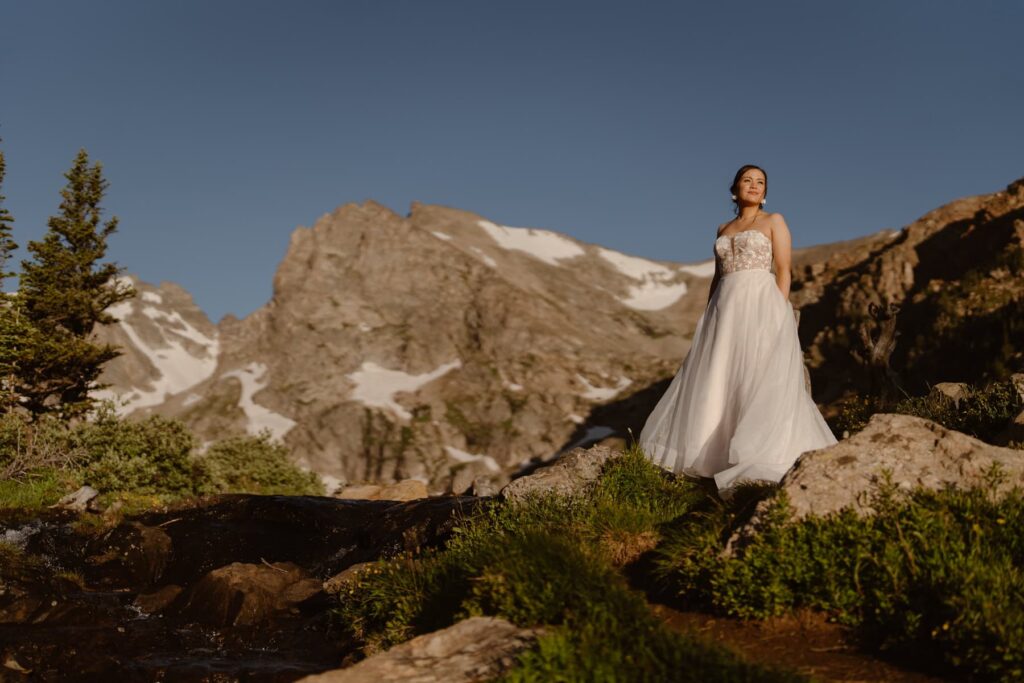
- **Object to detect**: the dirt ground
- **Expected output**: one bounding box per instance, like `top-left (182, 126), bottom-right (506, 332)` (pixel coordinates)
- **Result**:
top-left (652, 604), bottom-right (952, 683)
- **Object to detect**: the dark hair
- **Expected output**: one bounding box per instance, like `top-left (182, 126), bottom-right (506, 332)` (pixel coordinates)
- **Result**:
top-left (730, 164), bottom-right (768, 215)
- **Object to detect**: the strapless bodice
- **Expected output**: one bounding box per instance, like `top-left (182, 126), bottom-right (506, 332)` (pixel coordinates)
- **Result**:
top-left (715, 229), bottom-right (773, 274)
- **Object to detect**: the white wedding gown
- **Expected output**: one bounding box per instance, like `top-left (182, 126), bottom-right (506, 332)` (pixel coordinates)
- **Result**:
top-left (639, 229), bottom-right (837, 491)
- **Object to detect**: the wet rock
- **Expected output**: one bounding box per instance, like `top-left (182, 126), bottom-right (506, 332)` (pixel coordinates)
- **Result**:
top-left (0, 594), bottom-right (44, 624)
top-left (172, 561), bottom-right (322, 627)
top-left (3, 494), bottom-right (481, 678)
top-left (500, 444), bottom-right (621, 502)
top-left (84, 521), bottom-right (172, 589)
top-left (133, 584), bottom-right (183, 614)
top-left (297, 616), bottom-right (539, 682)
top-left (48, 486), bottom-right (98, 512)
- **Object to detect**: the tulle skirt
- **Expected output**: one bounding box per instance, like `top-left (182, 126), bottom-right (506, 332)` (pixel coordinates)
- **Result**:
top-left (639, 269), bottom-right (838, 491)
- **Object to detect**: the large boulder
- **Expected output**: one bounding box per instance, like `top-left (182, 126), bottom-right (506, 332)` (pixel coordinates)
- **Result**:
top-left (171, 561), bottom-right (322, 627)
top-left (297, 616), bottom-right (539, 682)
top-left (499, 444), bottom-right (621, 502)
top-left (778, 412), bottom-right (1024, 520)
top-left (84, 522), bottom-right (173, 590)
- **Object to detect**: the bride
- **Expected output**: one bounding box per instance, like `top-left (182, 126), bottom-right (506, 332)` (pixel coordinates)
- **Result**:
top-left (638, 164), bottom-right (837, 492)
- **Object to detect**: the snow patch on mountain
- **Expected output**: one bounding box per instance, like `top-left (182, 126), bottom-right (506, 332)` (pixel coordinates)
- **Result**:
top-left (477, 220), bottom-right (585, 266)
top-left (470, 246), bottom-right (497, 268)
top-left (620, 280), bottom-right (690, 311)
top-left (220, 362), bottom-right (296, 440)
top-left (596, 247), bottom-right (691, 311)
top-left (576, 373), bottom-right (632, 402)
top-left (444, 445), bottom-right (501, 472)
top-left (100, 299), bottom-right (219, 413)
top-left (347, 359), bottom-right (462, 420)
top-left (679, 259), bottom-right (716, 277)
top-left (596, 248), bottom-right (674, 280)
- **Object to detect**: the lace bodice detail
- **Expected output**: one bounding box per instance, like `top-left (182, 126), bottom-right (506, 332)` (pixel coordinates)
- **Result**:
top-left (715, 229), bottom-right (773, 274)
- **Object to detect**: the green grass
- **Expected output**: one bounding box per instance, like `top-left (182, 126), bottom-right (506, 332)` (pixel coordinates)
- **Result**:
top-left (654, 474), bottom-right (1024, 680)
top-left (333, 446), bottom-right (804, 682)
top-left (0, 467), bottom-right (81, 510)
top-left (830, 378), bottom-right (1023, 440)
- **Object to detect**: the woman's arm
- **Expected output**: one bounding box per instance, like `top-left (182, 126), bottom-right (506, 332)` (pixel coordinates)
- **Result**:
top-left (770, 214), bottom-right (793, 300)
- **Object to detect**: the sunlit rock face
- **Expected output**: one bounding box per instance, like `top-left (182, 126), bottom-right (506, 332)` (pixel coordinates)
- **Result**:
top-left (790, 176), bottom-right (1024, 403)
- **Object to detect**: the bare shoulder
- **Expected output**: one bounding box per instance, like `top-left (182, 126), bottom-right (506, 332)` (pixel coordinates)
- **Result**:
top-left (768, 212), bottom-right (790, 237)
top-left (716, 221), bottom-right (732, 236)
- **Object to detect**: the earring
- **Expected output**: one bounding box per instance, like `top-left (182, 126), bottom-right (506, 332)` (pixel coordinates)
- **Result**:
top-left (731, 194), bottom-right (737, 200)
top-left (760, 199), bottom-right (766, 206)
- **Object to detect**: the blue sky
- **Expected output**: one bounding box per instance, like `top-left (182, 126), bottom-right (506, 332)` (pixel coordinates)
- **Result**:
top-left (2, 1), bottom-right (1021, 322)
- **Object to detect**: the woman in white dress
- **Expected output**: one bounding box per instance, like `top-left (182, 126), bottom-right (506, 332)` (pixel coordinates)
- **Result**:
top-left (638, 165), bottom-right (837, 492)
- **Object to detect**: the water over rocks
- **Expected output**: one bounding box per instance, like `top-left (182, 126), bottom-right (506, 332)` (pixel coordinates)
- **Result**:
top-left (0, 493), bottom-right (480, 681)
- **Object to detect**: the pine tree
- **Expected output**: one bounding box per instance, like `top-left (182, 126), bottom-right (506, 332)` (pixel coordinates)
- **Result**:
top-left (0, 143), bottom-right (25, 412)
top-left (0, 146), bottom-right (16, 280)
top-left (16, 148), bottom-right (135, 418)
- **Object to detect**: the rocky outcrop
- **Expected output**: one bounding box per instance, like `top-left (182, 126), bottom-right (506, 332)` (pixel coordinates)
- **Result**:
top-left (773, 413), bottom-right (1024, 520)
top-left (500, 444), bottom-right (621, 502)
top-left (297, 617), bottom-right (539, 683)
top-left (793, 177), bottom-right (1024, 404)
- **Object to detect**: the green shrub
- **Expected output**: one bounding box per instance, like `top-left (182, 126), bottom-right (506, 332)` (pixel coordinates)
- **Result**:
top-left (892, 379), bottom-right (1022, 443)
top-left (829, 379), bottom-right (1022, 443)
top-left (655, 479), bottom-right (1024, 680)
top-left (335, 450), bottom-right (801, 681)
top-left (202, 429), bottom-right (324, 496)
top-left (0, 411), bottom-right (84, 479)
top-left (70, 404), bottom-right (204, 495)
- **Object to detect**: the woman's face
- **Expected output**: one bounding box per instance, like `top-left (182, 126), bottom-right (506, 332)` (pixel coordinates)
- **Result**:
top-left (735, 169), bottom-right (766, 205)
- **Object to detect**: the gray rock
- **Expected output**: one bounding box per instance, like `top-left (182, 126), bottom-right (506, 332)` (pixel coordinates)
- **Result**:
top-left (296, 616), bottom-right (539, 682)
top-left (929, 381), bottom-right (970, 406)
top-left (378, 480), bottom-right (429, 501)
top-left (49, 486), bottom-right (98, 511)
top-left (132, 584), bottom-right (183, 614)
top-left (726, 413), bottom-right (1024, 556)
top-left (449, 460), bottom-right (497, 495)
top-left (336, 484), bottom-right (382, 500)
top-left (500, 444), bottom-right (621, 502)
top-left (469, 474), bottom-right (505, 497)
top-left (779, 412), bottom-right (1023, 520)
